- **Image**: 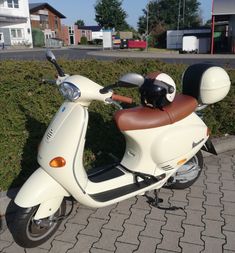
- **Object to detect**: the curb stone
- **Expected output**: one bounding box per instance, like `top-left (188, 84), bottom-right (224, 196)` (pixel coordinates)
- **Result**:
top-left (202, 135), bottom-right (235, 157)
top-left (88, 50), bottom-right (235, 59)
top-left (0, 135), bottom-right (235, 230)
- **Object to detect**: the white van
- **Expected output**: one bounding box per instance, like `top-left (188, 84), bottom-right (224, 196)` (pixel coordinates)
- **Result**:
top-left (182, 34), bottom-right (210, 54)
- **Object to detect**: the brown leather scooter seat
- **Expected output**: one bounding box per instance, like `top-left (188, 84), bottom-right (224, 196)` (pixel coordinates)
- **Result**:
top-left (115, 94), bottom-right (198, 131)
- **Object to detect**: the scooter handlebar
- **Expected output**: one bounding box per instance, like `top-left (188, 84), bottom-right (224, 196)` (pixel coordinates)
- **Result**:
top-left (112, 94), bottom-right (133, 104)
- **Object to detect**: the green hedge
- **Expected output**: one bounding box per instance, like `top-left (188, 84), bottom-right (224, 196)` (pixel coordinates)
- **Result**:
top-left (80, 36), bottom-right (88, 45)
top-left (0, 59), bottom-right (234, 191)
top-left (32, 28), bottom-right (45, 47)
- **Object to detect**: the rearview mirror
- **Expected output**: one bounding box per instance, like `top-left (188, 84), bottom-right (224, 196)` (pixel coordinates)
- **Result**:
top-left (45, 50), bottom-right (65, 77)
top-left (118, 73), bottom-right (145, 88)
top-left (46, 50), bottom-right (56, 63)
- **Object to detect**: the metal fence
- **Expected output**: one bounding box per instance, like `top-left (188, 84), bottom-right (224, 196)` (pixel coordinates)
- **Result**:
top-left (45, 38), bottom-right (63, 48)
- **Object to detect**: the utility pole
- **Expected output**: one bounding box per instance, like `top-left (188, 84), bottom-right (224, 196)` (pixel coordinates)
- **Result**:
top-left (146, 0), bottom-right (150, 51)
top-left (211, 0), bottom-right (215, 54)
top-left (182, 0), bottom-right (186, 27)
top-left (177, 0), bottom-right (181, 31)
top-left (177, 0), bottom-right (181, 49)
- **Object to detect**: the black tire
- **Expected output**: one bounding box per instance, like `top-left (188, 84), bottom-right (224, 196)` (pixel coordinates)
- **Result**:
top-left (12, 199), bottom-right (66, 248)
top-left (165, 150), bottom-right (204, 190)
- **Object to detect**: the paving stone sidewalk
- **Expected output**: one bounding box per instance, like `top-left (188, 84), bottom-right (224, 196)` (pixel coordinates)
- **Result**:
top-left (0, 150), bottom-right (235, 253)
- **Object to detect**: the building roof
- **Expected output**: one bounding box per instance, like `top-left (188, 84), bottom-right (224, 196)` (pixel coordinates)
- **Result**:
top-left (29, 3), bottom-right (66, 18)
top-left (213, 0), bottom-right (235, 15)
top-left (78, 26), bottom-right (102, 32)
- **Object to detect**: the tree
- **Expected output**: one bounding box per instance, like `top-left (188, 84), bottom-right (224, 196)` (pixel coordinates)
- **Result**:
top-left (138, 0), bottom-right (202, 35)
top-left (75, 19), bottom-right (85, 27)
top-left (205, 19), bottom-right (212, 27)
top-left (95, 0), bottom-right (129, 31)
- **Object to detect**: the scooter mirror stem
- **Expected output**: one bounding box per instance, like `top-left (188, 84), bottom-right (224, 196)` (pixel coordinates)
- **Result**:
top-left (100, 84), bottom-right (117, 94)
top-left (46, 50), bottom-right (65, 77)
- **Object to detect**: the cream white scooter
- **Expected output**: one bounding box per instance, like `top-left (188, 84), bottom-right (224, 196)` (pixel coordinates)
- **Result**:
top-left (12, 51), bottom-right (231, 248)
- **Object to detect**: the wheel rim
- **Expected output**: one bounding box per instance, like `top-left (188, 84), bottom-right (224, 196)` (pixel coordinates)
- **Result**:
top-left (26, 208), bottom-right (61, 241)
top-left (173, 155), bottom-right (201, 184)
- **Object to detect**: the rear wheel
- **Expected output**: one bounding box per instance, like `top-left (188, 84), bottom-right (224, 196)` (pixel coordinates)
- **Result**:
top-left (165, 150), bottom-right (203, 189)
top-left (12, 199), bottom-right (66, 248)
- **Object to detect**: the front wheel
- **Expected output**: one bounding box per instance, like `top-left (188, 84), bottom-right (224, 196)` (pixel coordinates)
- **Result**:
top-left (165, 150), bottom-right (204, 189)
top-left (12, 199), bottom-right (66, 248)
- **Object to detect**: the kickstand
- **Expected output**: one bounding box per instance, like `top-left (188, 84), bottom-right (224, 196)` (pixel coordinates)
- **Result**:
top-left (145, 190), bottom-right (163, 207)
top-left (144, 190), bottom-right (184, 211)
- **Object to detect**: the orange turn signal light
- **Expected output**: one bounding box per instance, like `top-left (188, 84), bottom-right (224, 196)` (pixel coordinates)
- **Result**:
top-left (177, 158), bottom-right (187, 166)
top-left (49, 157), bottom-right (66, 168)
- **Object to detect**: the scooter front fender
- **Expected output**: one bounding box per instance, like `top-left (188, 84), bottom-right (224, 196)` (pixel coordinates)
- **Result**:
top-left (15, 167), bottom-right (70, 218)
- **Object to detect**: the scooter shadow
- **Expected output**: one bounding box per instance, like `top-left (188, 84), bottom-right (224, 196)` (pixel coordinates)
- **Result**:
top-left (83, 111), bottom-right (125, 169)
top-left (9, 106), bottom-right (47, 190)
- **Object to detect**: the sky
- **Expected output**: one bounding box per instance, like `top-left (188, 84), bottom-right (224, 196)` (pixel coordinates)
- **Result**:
top-left (29, 0), bottom-right (212, 28)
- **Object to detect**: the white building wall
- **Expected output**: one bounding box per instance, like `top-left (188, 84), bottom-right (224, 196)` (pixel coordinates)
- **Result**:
top-left (92, 31), bottom-right (103, 40)
top-left (0, 0), bottom-right (33, 47)
top-left (7, 21), bottom-right (32, 46)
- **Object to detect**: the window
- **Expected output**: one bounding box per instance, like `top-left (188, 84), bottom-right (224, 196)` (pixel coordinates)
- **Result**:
top-left (17, 29), bottom-right (22, 38)
top-left (11, 29), bottom-right (23, 38)
top-left (11, 29), bottom-right (16, 38)
top-left (55, 16), bottom-right (58, 29)
top-left (0, 0), bottom-right (4, 7)
top-left (69, 26), bottom-right (74, 34)
top-left (40, 14), bottom-right (49, 29)
top-left (7, 0), bottom-right (19, 8)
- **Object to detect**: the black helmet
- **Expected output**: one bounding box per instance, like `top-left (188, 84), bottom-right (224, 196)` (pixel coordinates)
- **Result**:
top-left (140, 73), bottom-right (176, 109)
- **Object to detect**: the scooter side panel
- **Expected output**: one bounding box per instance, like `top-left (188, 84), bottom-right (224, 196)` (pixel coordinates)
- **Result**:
top-left (121, 113), bottom-right (207, 174)
top-left (151, 114), bottom-right (208, 164)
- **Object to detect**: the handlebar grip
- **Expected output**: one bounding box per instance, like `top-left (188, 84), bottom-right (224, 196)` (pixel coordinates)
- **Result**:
top-left (41, 79), bottom-right (56, 85)
top-left (112, 94), bottom-right (133, 104)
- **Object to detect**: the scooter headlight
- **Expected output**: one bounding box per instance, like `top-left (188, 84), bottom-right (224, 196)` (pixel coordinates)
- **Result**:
top-left (59, 82), bottom-right (81, 101)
